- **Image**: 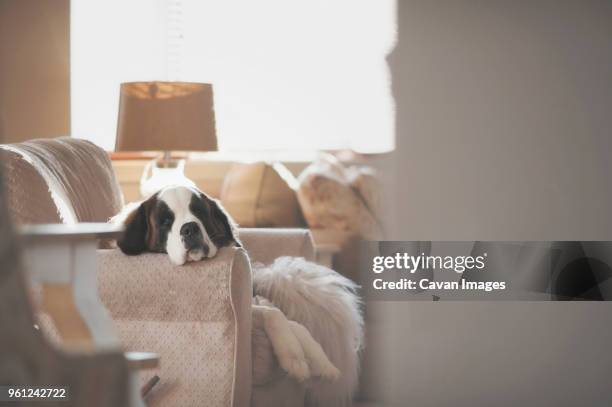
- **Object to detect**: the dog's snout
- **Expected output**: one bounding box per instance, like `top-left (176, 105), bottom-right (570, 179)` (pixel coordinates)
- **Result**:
top-left (180, 222), bottom-right (199, 237)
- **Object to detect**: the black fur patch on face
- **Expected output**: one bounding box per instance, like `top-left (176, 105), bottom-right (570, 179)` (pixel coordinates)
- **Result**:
top-left (117, 194), bottom-right (158, 255)
top-left (189, 192), bottom-right (241, 248)
top-left (150, 200), bottom-right (174, 253)
top-left (117, 194), bottom-right (178, 255)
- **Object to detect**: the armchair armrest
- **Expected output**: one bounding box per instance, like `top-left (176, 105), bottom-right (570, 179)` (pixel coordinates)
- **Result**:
top-left (96, 246), bottom-right (252, 407)
top-left (238, 228), bottom-right (315, 264)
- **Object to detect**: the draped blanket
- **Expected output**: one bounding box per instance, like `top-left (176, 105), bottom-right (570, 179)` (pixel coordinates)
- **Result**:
top-left (0, 137), bottom-right (123, 224)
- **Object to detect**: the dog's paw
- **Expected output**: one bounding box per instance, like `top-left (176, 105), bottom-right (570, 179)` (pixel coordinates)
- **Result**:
top-left (278, 353), bottom-right (311, 382)
top-left (312, 359), bottom-right (341, 381)
top-left (260, 306), bottom-right (311, 381)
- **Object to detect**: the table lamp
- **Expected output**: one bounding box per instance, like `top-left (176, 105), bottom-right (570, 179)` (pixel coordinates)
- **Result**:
top-left (115, 81), bottom-right (218, 197)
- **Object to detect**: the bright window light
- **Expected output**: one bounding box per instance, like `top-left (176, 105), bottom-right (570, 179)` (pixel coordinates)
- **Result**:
top-left (71, 0), bottom-right (396, 152)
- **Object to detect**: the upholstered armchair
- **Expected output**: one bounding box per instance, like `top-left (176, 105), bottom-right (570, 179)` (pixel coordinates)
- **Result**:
top-left (1, 137), bottom-right (315, 407)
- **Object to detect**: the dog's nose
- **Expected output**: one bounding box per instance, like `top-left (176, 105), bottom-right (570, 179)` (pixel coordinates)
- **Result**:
top-left (180, 222), bottom-right (199, 237)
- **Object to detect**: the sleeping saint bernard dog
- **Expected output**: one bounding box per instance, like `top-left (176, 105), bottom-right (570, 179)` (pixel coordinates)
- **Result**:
top-left (115, 185), bottom-right (240, 265)
top-left (113, 185), bottom-right (341, 384)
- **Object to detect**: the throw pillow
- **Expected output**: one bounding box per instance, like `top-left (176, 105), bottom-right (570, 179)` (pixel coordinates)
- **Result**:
top-left (297, 155), bottom-right (383, 240)
top-left (220, 161), bottom-right (304, 227)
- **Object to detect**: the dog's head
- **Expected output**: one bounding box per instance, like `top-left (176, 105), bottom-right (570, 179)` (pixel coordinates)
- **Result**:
top-left (115, 185), bottom-right (240, 265)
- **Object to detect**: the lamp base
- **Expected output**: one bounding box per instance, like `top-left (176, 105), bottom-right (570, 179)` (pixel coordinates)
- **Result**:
top-left (140, 154), bottom-right (196, 198)
top-left (156, 151), bottom-right (179, 168)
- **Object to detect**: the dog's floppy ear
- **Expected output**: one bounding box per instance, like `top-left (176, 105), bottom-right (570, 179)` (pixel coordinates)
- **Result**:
top-left (114, 195), bottom-right (156, 255)
top-left (198, 193), bottom-right (241, 248)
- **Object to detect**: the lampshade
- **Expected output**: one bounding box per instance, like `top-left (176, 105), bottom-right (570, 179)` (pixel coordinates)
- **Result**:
top-left (115, 81), bottom-right (218, 152)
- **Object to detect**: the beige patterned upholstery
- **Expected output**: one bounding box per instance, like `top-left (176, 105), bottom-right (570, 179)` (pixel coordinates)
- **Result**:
top-left (98, 247), bottom-right (252, 407)
top-left (0, 137), bottom-right (315, 407)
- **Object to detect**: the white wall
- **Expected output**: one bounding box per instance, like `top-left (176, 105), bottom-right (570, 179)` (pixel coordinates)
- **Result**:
top-left (388, 0), bottom-right (612, 241)
top-left (372, 2), bottom-right (612, 405)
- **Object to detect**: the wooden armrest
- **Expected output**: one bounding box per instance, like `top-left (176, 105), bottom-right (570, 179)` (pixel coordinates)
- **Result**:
top-left (19, 222), bottom-right (124, 243)
top-left (126, 351), bottom-right (160, 370)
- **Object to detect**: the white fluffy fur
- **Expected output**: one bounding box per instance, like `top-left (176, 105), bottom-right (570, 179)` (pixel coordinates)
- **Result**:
top-left (254, 257), bottom-right (364, 407)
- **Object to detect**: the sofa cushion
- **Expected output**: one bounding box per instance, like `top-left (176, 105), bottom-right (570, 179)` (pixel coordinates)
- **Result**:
top-left (220, 162), bottom-right (303, 228)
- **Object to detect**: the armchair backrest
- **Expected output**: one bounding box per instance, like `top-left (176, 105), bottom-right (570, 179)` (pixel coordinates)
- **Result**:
top-left (0, 137), bottom-right (124, 224)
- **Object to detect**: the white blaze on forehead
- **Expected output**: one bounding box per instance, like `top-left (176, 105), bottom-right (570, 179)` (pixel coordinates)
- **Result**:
top-left (158, 186), bottom-right (217, 265)
top-left (158, 186), bottom-right (196, 219)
